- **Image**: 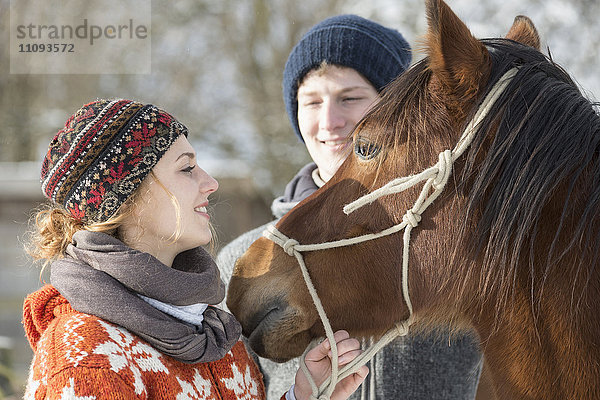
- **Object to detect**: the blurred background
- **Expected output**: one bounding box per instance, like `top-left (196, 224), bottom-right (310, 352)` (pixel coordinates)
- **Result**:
top-left (0, 0), bottom-right (598, 397)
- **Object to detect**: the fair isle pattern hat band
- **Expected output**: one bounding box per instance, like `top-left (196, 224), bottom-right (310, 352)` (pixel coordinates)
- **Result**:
top-left (41, 99), bottom-right (188, 223)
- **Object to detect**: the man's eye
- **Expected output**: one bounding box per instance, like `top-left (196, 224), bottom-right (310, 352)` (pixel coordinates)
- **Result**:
top-left (354, 138), bottom-right (380, 160)
top-left (303, 101), bottom-right (321, 107)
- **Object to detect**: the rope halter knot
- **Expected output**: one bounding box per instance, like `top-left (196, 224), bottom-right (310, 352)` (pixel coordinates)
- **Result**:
top-left (433, 150), bottom-right (453, 190)
top-left (394, 318), bottom-right (413, 337)
top-left (282, 238), bottom-right (299, 256)
top-left (403, 209), bottom-right (421, 228)
top-left (259, 68), bottom-right (518, 400)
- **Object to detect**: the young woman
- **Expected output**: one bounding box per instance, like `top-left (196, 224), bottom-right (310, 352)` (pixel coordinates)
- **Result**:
top-left (23, 99), bottom-right (368, 400)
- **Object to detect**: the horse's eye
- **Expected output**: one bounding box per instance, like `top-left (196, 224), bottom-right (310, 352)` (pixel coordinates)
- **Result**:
top-left (354, 138), bottom-right (381, 160)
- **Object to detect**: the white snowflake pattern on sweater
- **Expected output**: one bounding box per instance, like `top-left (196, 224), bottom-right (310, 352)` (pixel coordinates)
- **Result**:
top-left (59, 378), bottom-right (97, 399)
top-left (24, 331), bottom-right (50, 400)
top-left (221, 363), bottom-right (261, 400)
top-left (63, 315), bottom-right (88, 367)
top-left (176, 368), bottom-right (214, 400)
top-left (23, 377), bottom-right (40, 400)
top-left (93, 320), bottom-right (169, 396)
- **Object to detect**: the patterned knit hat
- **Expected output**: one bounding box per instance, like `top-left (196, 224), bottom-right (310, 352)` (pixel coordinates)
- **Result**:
top-left (283, 14), bottom-right (412, 141)
top-left (41, 99), bottom-right (188, 223)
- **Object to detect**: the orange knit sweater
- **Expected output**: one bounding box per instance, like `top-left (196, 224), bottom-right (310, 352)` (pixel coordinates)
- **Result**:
top-left (23, 285), bottom-right (269, 399)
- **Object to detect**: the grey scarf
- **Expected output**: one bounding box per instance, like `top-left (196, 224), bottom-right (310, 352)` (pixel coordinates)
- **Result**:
top-left (50, 230), bottom-right (241, 364)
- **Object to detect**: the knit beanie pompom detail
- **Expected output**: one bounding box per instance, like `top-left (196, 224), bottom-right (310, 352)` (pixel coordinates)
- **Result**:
top-left (41, 99), bottom-right (188, 223)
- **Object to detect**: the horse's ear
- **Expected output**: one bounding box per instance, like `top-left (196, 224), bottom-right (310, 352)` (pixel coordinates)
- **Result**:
top-left (425, 0), bottom-right (490, 103)
top-left (505, 15), bottom-right (540, 50)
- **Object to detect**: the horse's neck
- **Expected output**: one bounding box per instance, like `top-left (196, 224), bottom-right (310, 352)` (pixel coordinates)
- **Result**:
top-left (409, 192), bottom-right (600, 398)
top-left (470, 284), bottom-right (600, 399)
top-left (413, 254), bottom-right (600, 398)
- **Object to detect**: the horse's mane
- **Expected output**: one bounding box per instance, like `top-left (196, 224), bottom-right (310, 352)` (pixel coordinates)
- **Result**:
top-left (362, 38), bottom-right (600, 320)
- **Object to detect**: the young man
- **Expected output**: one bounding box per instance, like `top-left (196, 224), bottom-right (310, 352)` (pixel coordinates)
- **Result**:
top-left (218, 15), bottom-right (483, 400)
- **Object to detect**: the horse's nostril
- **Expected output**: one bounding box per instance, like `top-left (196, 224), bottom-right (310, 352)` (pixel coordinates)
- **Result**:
top-left (245, 298), bottom-right (287, 337)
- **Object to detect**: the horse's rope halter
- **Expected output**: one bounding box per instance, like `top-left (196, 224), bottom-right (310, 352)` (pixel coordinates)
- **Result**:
top-left (264, 68), bottom-right (518, 400)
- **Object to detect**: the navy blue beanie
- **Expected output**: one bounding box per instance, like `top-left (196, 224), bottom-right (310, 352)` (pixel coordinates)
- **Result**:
top-left (283, 14), bottom-right (412, 141)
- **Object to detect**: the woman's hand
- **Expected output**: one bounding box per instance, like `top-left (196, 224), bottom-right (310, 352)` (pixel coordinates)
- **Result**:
top-left (293, 330), bottom-right (368, 400)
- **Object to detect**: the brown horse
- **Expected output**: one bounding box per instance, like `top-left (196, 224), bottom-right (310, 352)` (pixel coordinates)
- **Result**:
top-left (227, 0), bottom-right (600, 398)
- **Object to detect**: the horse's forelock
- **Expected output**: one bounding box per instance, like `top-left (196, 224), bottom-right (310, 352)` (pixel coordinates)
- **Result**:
top-left (357, 61), bottom-right (449, 184)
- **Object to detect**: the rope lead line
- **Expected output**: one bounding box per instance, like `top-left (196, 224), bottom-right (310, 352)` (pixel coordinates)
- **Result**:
top-left (263, 68), bottom-right (518, 400)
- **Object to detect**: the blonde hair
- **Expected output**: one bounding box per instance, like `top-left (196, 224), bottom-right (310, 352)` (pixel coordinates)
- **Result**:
top-left (299, 61), bottom-right (373, 91)
top-left (148, 171), bottom-right (182, 244)
top-left (25, 188), bottom-right (141, 275)
top-left (299, 60), bottom-right (332, 86)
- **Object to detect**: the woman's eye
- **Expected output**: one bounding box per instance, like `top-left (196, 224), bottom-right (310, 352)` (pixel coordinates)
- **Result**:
top-left (182, 165), bottom-right (195, 174)
top-left (354, 138), bottom-right (380, 160)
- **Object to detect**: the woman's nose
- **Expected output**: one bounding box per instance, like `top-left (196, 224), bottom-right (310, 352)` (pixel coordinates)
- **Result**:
top-left (199, 168), bottom-right (218, 194)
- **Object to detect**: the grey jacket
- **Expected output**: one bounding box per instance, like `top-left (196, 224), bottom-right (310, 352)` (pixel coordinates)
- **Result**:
top-left (217, 163), bottom-right (482, 400)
